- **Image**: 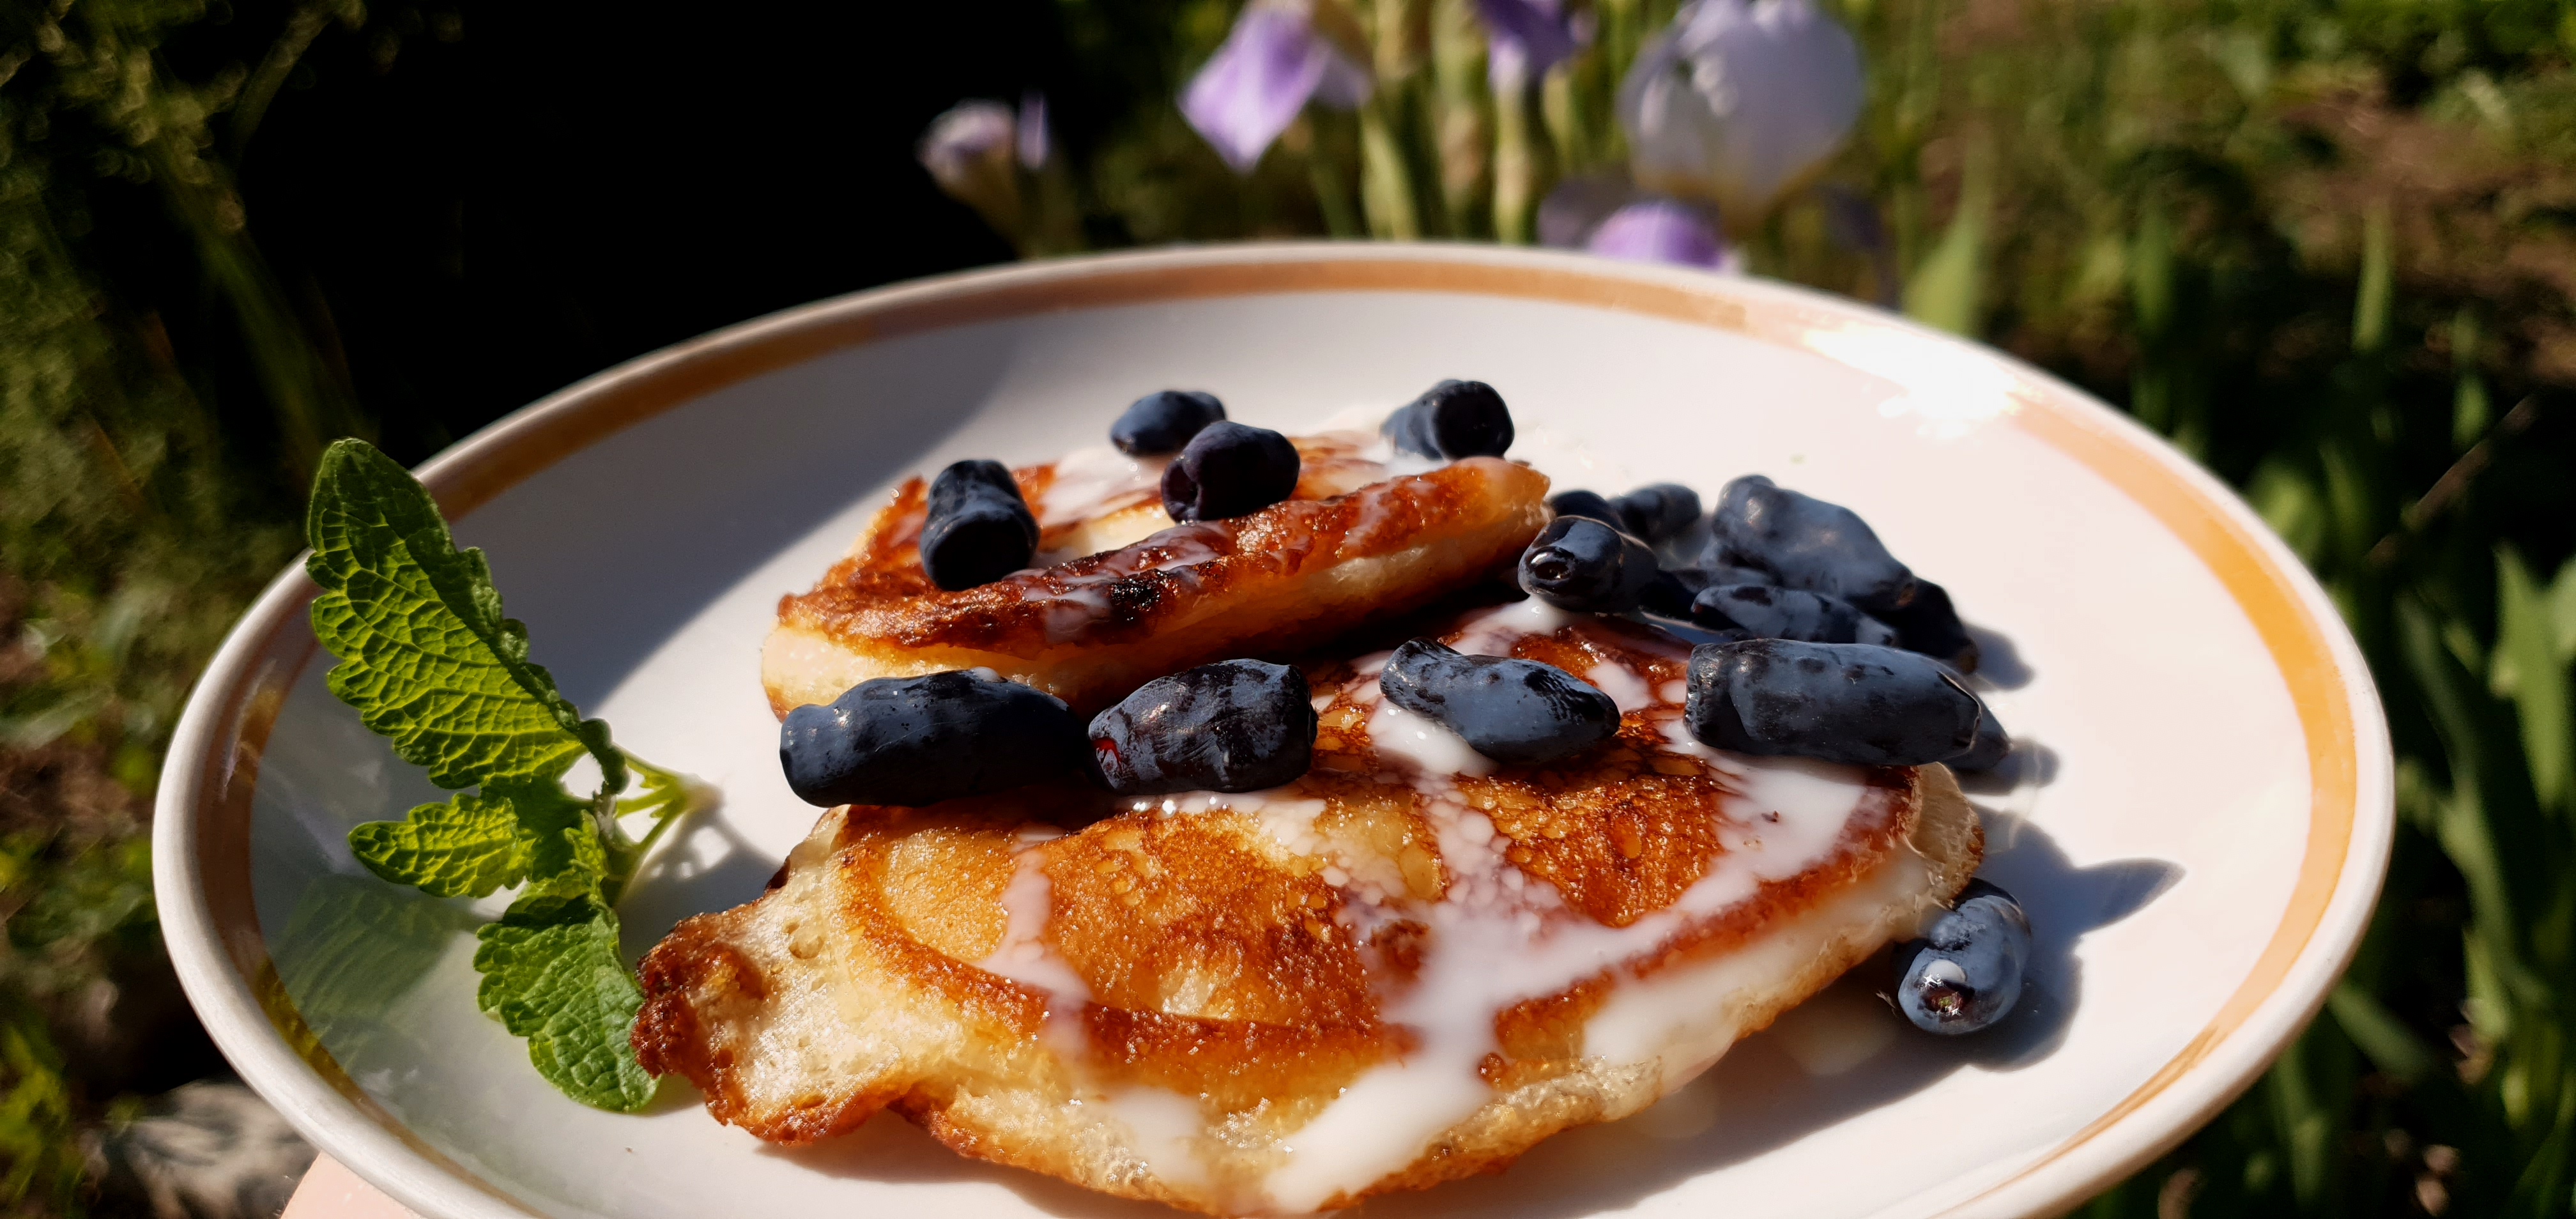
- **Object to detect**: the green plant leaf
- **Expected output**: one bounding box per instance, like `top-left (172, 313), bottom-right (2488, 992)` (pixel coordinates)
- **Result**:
top-left (348, 792), bottom-right (532, 899)
top-left (1905, 141), bottom-right (1991, 337)
top-left (2325, 983), bottom-right (2440, 1087)
top-left (472, 891), bottom-right (656, 1113)
top-left (305, 439), bottom-right (625, 793)
top-left (2494, 547), bottom-right (2572, 811)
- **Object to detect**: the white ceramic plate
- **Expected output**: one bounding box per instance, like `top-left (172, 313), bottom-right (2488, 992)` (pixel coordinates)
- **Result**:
top-left (156, 244), bottom-right (2392, 1219)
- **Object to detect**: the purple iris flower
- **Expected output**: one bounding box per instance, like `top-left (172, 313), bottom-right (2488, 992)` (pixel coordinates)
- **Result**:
top-left (1181, 3), bottom-right (1372, 173)
top-left (1584, 200), bottom-right (1742, 272)
top-left (1475, 0), bottom-right (1580, 86)
top-left (1016, 91), bottom-right (1051, 170)
top-left (917, 100), bottom-right (1016, 192)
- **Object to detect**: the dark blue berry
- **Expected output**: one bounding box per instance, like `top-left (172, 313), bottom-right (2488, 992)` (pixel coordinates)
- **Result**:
top-left (1609, 482), bottom-right (1702, 542)
top-left (1689, 583), bottom-right (1899, 647)
top-left (1383, 379), bottom-right (1514, 459)
top-left (1089, 660), bottom-right (1317, 795)
top-left (1517, 516), bottom-right (1659, 613)
top-left (1893, 880), bottom-right (2030, 1034)
top-left (780, 670), bottom-right (1085, 807)
top-left (1111, 390), bottom-right (1226, 456)
top-left (1638, 567), bottom-right (1710, 620)
top-left (1878, 578), bottom-right (1981, 673)
top-left (1952, 694), bottom-right (2010, 772)
top-left (1684, 638), bottom-right (1981, 765)
top-left (1549, 489), bottom-right (1621, 526)
top-left (1704, 475), bottom-right (1917, 613)
top-left (1161, 421), bottom-right (1301, 521)
top-left (1379, 639), bottom-right (1620, 766)
top-left (921, 459), bottom-right (1039, 590)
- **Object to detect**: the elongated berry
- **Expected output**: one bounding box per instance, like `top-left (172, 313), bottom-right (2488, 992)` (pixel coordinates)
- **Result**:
top-left (1609, 482), bottom-right (1701, 542)
top-left (1518, 516), bottom-right (1659, 613)
top-left (921, 459), bottom-right (1039, 590)
top-left (1379, 639), bottom-right (1619, 766)
top-left (1162, 421), bottom-right (1301, 521)
top-left (1111, 390), bottom-right (1226, 456)
top-left (1704, 475), bottom-right (1916, 613)
top-left (1549, 489), bottom-right (1621, 526)
top-left (1879, 578), bottom-right (1981, 672)
top-left (1090, 660), bottom-right (1317, 794)
top-left (1383, 379), bottom-right (1514, 459)
top-left (1689, 583), bottom-right (1899, 646)
top-left (1894, 880), bottom-right (2030, 1034)
top-left (781, 670), bottom-right (1085, 807)
top-left (1684, 638), bottom-right (1981, 765)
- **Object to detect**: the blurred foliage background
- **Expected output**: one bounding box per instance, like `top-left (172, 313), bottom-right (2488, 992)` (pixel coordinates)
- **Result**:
top-left (4, 0), bottom-right (2575, 1215)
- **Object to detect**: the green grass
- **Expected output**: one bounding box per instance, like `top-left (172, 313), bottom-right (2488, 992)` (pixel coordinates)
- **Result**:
top-left (5, 0), bottom-right (2575, 1213)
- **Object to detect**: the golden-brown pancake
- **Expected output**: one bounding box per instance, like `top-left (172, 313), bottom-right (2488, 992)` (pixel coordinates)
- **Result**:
top-left (641, 604), bottom-right (1983, 1215)
top-left (760, 433), bottom-right (1549, 716)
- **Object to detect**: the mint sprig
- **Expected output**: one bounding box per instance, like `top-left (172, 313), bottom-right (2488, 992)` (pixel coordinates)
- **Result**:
top-left (305, 438), bottom-right (711, 1112)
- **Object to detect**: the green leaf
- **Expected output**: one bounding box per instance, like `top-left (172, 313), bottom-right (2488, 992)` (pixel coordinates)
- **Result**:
top-left (2494, 548), bottom-right (2572, 811)
top-left (2324, 983), bottom-right (2439, 1087)
top-left (348, 792), bottom-right (531, 899)
top-left (1905, 142), bottom-right (1991, 337)
top-left (473, 891), bottom-right (656, 1113)
top-left (305, 439), bottom-right (625, 792)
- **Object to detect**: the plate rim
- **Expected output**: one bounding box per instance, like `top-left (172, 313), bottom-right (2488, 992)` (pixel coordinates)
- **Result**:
top-left (151, 241), bottom-right (2396, 1219)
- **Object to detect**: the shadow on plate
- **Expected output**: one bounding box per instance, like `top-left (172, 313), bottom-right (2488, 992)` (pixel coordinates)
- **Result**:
top-left (1956, 740), bottom-right (2059, 794)
top-left (744, 812), bottom-right (2180, 1218)
top-left (1964, 625), bottom-right (2034, 689)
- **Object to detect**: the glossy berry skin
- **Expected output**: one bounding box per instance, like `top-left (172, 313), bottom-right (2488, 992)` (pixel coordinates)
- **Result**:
top-left (1380, 639), bottom-right (1620, 766)
top-left (1685, 638), bottom-right (1981, 766)
top-left (1517, 516), bottom-right (1660, 613)
top-left (1704, 475), bottom-right (1917, 613)
top-left (921, 459), bottom-right (1039, 591)
top-left (1893, 879), bottom-right (2031, 1034)
top-left (1637, 567), bottom-right (1709, 620)
top-left (781, 670), bottom-right (1085, 808)
top-left (1878, 578), bottom-right (1981, 673)
top-left (1111, 390), bottom-right (1226, 456)
top-left (1162, 421), bottom-right (1301, 521)
top-left (1383, 379), bottom-right (1514, 459)
top-left (1952, 696), bottom-right (2010, 772)
top-left (1689, 583), bottom-right (1899, 647)
top-left (1548, 489), bottom-right (1621, 526)
top-left (1089, 660), bottom-right (1317, 795)
top-left (1609, 482), bottom-right (1702, 542)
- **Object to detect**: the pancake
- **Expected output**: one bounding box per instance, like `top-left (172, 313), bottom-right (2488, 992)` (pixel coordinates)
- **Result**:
top-left (760, 431), bottom-right (1544, 716)
top-left (639, 602), bottom-right (1984, 1215)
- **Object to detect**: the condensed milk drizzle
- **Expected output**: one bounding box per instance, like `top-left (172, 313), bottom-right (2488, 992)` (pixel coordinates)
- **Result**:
top-left (971, 601), bottom-right (1886, 1211)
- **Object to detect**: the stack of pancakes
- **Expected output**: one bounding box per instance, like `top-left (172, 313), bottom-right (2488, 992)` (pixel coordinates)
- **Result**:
top-left (636, 431), bottom-right (1981, 1216)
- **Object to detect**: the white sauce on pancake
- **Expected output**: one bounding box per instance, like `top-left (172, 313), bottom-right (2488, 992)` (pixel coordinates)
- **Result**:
top-left (970, 600), bottom-right (1885, 1211)
top-left (1038, 445), bottom-right (1167, 523)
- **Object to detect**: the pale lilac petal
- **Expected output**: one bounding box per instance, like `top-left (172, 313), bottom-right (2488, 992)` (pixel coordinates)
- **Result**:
top-left (1537, 176), bottom-right (1641, 248)
top-left (1182, 7), bottom-right (1333, 173)
top-left (1584, 200), bottom-right (1735, 270)
top-left (917, 100), bottom-right (1016, 191)
top-left (1616, 0), bottom-right (1864, 219)
top-left (1312, 42), bottom-right (1374, 109)
top-left (1016, 91), bottom-right (1051, 170)
top-left (1476, 0), bottom-right (1579, 85)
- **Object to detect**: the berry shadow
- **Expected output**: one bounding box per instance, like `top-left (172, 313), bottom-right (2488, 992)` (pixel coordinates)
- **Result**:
top-left (1955, 740), bottom-right (2061, 794)
top-left (1963, 624), bottom-right (2035, 689)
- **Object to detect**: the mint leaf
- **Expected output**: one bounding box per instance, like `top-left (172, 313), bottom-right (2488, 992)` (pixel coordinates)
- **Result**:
top-left (306, 439), bottom-right (625, 792)
top-left (473, 891), bottom-right (656, 1113)
top-left (349, 792), bottom-right (531, 899)
top-left (305, 439), bottom-right (716, 1114)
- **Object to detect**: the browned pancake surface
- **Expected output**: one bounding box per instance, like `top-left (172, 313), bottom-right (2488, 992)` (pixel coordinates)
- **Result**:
top-left (643, 612), bottom-right (1981, 1214)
